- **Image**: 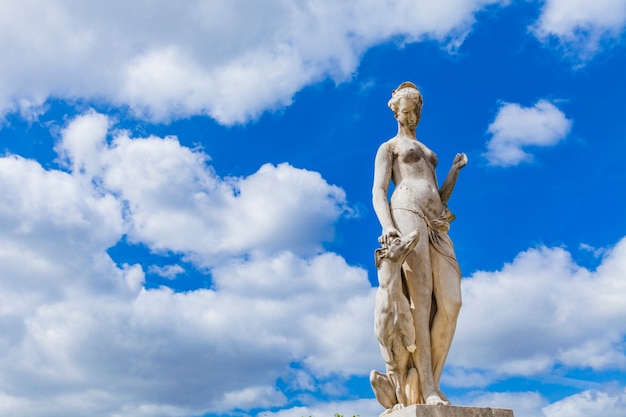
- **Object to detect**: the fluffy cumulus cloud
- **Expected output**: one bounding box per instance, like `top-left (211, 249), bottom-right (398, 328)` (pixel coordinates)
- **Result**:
top-left (441, 238), bottom-right (626, 416)
top-left (56, 111), bottom-right (350, 263)
top-left (543, 388), bottom-right (626, 417)
top-left (147, 264), bottom-right (185, 279)
top-left (448, 238), bottom-right (626, 380)
top-left (0, 0), bottom-right (508, 124)
top-left (0, 111), bottom-right (376, 416)
top-left (261, 398), bottom-right (381, 417)
top-left (465, 391), bottom-right (548, 417)
top-left (484, 100), bottom-right (572, 167)
top-left (533, 0), bottom-right (626, 59)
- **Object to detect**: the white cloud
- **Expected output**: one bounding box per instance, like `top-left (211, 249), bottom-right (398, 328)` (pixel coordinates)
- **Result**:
top-left (0, 247), bottom-right (376, 416)
top-left (543, 388), bottom-right (626, 417)
top-left (210, 251), bottom-right (378, 376)
top-left (484, 100), bottom-right (572, 167)
top-left (213, 385), bottom-right (287, 411)
top-left (55, 111), bottom-right (350, 263)
top-left (55, 110), bottom-right (110, 176)
top-left (147, 264), bottom-right (185, 279)
top-left (465, 391), bottom-right (548, 417)
top-left (261, 398), bottom-right (381, 417)
top-left (532, 0), bottom-right (626, 60)
top-left (0, 0), bottom-right (507, 124)
top-left (0, 153), bottom-right (124, 271)
top-left (0, 112), bottom-right (376, 416)
top-left (448, 237), bottom-right (626, 382)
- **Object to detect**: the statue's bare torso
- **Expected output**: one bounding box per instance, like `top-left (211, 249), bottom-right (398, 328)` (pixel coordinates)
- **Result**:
top-left (385, 137), bottom-right (443, 220)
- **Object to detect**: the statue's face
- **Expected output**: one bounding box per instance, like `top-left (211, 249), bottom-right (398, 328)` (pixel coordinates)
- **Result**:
top-left (395, 98), bottom-right (420, 132)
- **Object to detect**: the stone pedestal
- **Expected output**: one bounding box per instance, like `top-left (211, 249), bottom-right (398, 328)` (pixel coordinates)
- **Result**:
top-left (384, 404), bottom-right (514, 417)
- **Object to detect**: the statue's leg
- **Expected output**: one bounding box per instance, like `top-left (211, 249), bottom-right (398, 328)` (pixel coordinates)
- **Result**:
top-left (429, 244), bottom-right (462, 401)
top-left (405, 366), bottom-right (419, 404)
top-left (391, 337), bottom-right (411, 406)
top-left (390, 209), bottom-right (437, 403)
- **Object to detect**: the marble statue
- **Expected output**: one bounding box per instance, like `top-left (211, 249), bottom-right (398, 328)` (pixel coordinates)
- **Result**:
top-left (371, 82), bottom-right (468, 413)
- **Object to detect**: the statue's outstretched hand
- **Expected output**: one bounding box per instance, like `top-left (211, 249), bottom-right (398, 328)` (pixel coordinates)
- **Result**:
top-left (454, 153), bottom-right (468, 170)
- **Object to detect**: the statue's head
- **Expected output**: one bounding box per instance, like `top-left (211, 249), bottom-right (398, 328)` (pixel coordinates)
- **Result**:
top-left (387, 82), bottom-right (423, 118)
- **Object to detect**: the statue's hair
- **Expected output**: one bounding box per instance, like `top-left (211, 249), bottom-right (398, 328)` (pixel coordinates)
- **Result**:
top-left (388, 82), bottom-right (423, 115)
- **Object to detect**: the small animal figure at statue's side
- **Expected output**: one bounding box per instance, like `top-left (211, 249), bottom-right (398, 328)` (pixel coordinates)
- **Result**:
top-left (371, 229), bottom-right (420, 411)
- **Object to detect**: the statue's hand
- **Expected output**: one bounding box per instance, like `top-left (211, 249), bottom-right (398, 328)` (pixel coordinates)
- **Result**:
top-left (379, 227), bottom-right (402, 248)
top-left (453, 153), bottom-right (468, 170)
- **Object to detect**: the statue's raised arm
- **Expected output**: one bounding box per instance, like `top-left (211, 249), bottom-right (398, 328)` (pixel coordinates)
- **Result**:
top-left (439, 153), bottom-right (468, 204)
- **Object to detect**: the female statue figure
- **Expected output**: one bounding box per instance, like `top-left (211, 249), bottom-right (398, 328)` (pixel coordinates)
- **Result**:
top-left (371, 82), bottom-right (467, 411)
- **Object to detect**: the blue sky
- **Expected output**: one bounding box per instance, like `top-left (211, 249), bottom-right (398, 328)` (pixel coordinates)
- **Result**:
top-left (0, 1), bottom-right (625, 416)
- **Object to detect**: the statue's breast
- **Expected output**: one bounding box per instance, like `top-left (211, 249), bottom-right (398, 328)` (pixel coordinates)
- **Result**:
top-left (398, 145), bottom-right (421, 164)
top-left (395, 141), bottom-right (437, 167)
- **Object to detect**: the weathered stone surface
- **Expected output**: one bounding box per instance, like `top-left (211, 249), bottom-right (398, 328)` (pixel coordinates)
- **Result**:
top-left (371, 81), bottom-right (468, 408)
top-left (384, 404), bottom-right (514, 417)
